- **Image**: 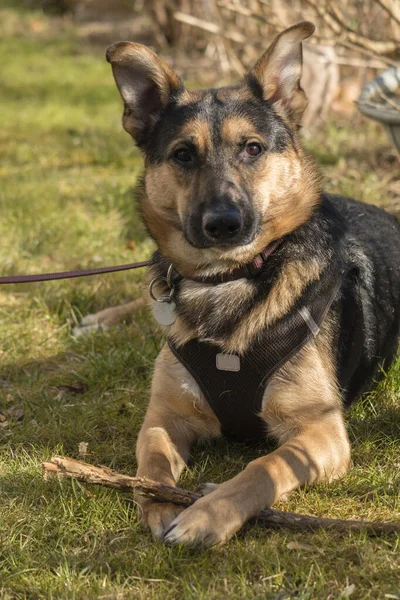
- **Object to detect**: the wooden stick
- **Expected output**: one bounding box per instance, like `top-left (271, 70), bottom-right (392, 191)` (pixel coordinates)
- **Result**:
top-left (43, 456), bottom-right (400, 536)
top-left (43, 455), bottom-right (202, 506)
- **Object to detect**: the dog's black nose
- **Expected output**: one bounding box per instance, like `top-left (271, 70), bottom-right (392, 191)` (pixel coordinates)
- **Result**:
top-left (203, 208), bottom-right (243, 242)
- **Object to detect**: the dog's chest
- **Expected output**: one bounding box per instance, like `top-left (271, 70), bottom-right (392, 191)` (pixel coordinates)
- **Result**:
top-left (168, 264), bottom-right (345, 442)
top-left (171, 278), bottom-right (256, 343)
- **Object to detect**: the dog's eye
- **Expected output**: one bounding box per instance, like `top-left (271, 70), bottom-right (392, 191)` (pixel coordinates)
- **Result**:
top-left (245, 142), bottom-right (262, 157)
top-left (174, 148), bottom-right (192, 163)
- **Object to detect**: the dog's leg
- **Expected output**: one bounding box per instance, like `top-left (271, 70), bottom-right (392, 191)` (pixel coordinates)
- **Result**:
top-left (164, 413), bottom-right (350, 547)
top-left (73, 298), bottom-right (145, 336)
top-left (164, 334), bottom-right (351, 547)
top-left (135, 414), bottom-right (191, 539)
top-left (136, 345), bottom-right (221, 539)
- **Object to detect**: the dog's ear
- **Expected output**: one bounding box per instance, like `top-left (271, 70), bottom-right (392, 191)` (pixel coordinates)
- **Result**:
top-left (106, 42), bottom-right (183, 143)
top-left (248, 21), bottom-right (315, 127)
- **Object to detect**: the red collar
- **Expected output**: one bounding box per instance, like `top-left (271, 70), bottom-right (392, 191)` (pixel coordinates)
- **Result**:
top-left (180, 239), bottom-right (282, 285)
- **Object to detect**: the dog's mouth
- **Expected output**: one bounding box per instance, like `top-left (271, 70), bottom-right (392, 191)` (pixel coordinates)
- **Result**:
top-left (183, 228), bottom-right (259, 250)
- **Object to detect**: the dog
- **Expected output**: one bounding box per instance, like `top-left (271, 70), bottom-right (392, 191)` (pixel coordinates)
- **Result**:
top-left (105, 22), bottom-right (400, 547)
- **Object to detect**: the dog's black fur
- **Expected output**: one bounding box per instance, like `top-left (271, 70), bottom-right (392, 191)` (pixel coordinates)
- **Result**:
top-left (327, 195), bottom-right (400, 403)
top-left (150, 193), bottom-right (400, 409)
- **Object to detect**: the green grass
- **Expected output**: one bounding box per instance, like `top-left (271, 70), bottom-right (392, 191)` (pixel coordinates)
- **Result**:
top-left (0, 7), bottom-right (399, 599)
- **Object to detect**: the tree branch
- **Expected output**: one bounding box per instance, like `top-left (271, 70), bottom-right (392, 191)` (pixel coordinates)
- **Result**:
top-left (43, 456), bottom-right (400, 536)
top-left (173, 11), bottom-right (245, 44)
top-left (376, 0), bottom-right (400, 28)
top-left (217, 1), bottom-right (268, 24)
top-left (174, 3), bottom-right (399, 68)
top-left (304, 0), bottom-right (399, 55)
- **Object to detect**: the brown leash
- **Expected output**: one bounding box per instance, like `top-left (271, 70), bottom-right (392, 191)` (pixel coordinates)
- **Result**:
top-left (0, 260), bottom-right (150, 285)
top-left (0, 239), bottom-right (282, 286)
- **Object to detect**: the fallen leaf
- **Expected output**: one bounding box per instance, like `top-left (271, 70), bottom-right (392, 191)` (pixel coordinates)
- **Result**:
top-left (6, 394), bottom-right (13, 403)
top-left (126, 240), bottom-right (137, 250)
top-left (0, 414), bottom-right (7, 423)
top-left (340, 583), bottom-right (356, 597)
top-left (78, 442), bottom-right (89, 458)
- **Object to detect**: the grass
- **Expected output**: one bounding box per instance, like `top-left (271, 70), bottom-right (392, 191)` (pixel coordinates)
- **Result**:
top-left (0, 6), bottom-right (399, 599)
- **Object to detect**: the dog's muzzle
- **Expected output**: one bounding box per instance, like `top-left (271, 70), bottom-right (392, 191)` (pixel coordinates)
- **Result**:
top-left (202, 206), bottom-right (243, 243)
top-left (185, 200), bottom-right (260, 249)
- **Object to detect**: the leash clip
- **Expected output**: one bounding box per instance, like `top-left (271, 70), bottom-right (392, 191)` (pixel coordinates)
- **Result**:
top-left (149, 264), bottom-right (178, 326)
top-left (149, 264), bottom-right (176, 303)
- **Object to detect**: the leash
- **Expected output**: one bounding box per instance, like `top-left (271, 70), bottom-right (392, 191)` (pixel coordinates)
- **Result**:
top-left (0, 260), bottom-right (150, 285)
top-left (0, 239), bottom-right (282, 286)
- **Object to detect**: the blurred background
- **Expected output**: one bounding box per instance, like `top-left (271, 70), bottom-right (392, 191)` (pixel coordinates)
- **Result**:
top-left (7, 0), bottom-right (400, 130)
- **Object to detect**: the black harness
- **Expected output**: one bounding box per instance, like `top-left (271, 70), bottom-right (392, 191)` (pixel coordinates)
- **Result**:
top-left (169, 266), bottom-right (348, 442)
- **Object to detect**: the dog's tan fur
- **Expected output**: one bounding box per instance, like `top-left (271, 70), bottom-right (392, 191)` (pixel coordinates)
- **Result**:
top-left (135, 321), bottom-right (349, 545)
top-left (105, 22), bottom-right (353, 547)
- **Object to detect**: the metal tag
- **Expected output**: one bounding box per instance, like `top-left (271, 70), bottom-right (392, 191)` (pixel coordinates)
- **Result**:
top-left (216, 353), bottom-right (240, 372)
top-left (152, 300), bottom-right (177, 326)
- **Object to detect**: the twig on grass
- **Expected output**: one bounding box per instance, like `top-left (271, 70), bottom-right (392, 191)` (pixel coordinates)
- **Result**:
top-left (43, 455), bottom-right (400, 536)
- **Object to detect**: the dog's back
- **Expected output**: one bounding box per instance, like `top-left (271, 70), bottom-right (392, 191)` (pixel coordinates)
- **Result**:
top-left (326, 194), bottom-right (400, 403)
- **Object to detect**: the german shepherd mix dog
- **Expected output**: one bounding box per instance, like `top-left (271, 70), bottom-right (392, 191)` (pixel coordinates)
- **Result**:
top-left (106, 22), bottom-right (400, 547)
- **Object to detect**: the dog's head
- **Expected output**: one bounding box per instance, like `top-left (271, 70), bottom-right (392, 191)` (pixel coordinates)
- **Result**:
top-left (106, 22), bottom-right (321, 275)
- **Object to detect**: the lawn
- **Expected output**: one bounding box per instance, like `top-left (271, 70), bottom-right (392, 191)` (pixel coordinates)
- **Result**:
top-left (0, 6), bottom-right (399, 599)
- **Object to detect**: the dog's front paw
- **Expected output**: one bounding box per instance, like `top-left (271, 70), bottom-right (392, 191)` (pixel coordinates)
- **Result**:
top-left (139, 499), bottom-right (185, 540)
top-left (196, 482), bottom-right (219, 496)
top-left (163, 495), bottom-right (242, 548)
top-left (72, 313), bottom-right (110, 337)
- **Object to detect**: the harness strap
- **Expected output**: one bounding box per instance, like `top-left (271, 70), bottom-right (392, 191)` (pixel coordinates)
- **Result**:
top-left (169, 265), bottom-right (350, 442)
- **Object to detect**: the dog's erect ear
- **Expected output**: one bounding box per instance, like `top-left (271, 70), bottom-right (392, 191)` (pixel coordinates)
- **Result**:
top-left (106, 42), bottom-right (183, 143)
top-left (248, 21), bottom-right (315, 127)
